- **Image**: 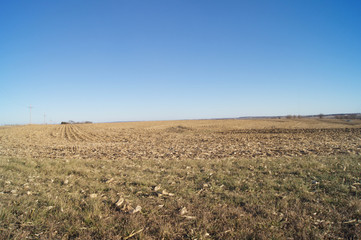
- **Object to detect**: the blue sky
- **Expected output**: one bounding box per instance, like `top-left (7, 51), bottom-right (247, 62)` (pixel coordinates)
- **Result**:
top-left (1, 0), bottom-right (360, 124)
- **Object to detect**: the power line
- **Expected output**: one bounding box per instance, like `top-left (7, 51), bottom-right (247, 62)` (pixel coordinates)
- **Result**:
top-left (28, 105), bottom-right (33, 124)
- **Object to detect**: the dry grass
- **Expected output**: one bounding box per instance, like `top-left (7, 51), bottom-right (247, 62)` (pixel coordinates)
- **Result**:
top-left (0, 118), bottom-right (361, 239)
top-left (1, 118), bottom-right (361, 161)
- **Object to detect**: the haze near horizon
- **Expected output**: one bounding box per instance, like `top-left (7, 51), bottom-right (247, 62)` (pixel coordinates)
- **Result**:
top-left (1, 0), bottom-right (360, 125)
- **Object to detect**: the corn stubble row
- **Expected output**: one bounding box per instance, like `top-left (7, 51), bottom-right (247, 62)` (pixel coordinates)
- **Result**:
top-left (1, 119), bottom-right (360, 160)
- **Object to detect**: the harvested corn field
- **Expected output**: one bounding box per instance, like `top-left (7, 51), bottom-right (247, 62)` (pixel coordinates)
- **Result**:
top-left (1, 118), bottom-right (361, 161)
top-left (1, 118), bottom-right (361, 239)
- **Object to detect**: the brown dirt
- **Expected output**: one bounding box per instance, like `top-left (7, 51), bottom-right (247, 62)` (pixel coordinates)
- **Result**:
top-left (1, 118), bottom-right (361, 239)
top-left (1, 118), bottom-right (361, 161)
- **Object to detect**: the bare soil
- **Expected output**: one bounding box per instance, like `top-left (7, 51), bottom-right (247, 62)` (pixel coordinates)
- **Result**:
top-left (1, 118), bottom-right (361, 161)
top-left (1, 118), bottom-right (360, 239)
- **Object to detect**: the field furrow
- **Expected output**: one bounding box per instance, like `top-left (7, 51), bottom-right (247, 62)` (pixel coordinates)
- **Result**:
top-left (72, 125), bottom-right (95, 141)
top-left (1, 118), bottom-right (361, 239)
top-left (0, 119), bottom-right (360, 161)
top-left (68, 125), bottom-right (81, 141)
top-left (64, 125), bottom-right (75, 141)
top-left (60, 125), bottom-right (66, 139)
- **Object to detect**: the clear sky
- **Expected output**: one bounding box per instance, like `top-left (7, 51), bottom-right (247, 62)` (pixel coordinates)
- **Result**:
top-left (1, 0), bottom-right (360, 124)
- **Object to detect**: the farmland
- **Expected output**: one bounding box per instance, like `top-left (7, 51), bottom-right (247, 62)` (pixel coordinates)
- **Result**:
top-left (1, 118), bottom-right (361, 239)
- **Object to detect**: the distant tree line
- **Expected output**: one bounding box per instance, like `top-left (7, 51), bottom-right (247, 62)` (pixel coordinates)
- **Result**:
top-left (61, 120), bottom-right (93, 124)
top-left (285, 115), bottom-right (302, 119)
top-left (335, 114), bottom-right (361, 120)
top-left (284, 114), bottom-right (361, 120)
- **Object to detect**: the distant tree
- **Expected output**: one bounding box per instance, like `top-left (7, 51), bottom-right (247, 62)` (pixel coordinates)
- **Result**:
top-left (319, 114), bottom-right (324, 119)
top-left (349, 114), bottom-right (357, 119)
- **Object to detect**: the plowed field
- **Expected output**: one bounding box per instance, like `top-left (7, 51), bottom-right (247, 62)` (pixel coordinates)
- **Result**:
top-left (1, 118), bottom-right (361, 239)
top-left (1, 118), bottom-right (361, 161)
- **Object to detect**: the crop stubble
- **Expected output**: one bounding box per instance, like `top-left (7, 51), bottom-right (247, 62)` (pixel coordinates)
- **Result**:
top-left (1, 119), bottom-right (361, 161)
top-left (1, 118), bottom-right (361, 239)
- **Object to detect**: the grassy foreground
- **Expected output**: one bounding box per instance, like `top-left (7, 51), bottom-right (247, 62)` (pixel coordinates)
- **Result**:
top-left (1, 155), bottom-right (360, 239)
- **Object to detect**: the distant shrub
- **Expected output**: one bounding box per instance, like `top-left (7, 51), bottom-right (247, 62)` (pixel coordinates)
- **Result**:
top-left (60, 121), bottom-right (92, 124)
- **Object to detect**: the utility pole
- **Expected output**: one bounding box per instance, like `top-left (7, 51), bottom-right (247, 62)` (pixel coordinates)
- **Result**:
top-left (28, 105), bottom-right (33, 124)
